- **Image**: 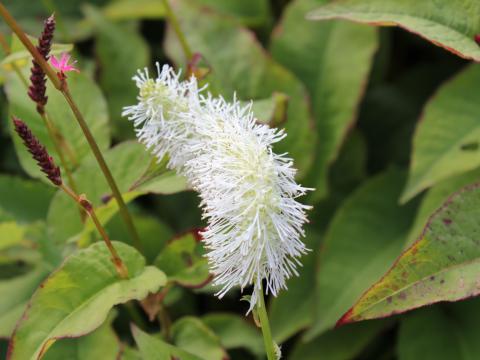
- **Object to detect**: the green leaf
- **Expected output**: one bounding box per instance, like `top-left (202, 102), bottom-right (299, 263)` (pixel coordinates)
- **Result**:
top-left (405, 168), bottom-right (480, 247)
top-left (8, 242), bottom-right (166, 360)
top-left (307, 0), bottom-right (480, 61)
top-left (271, 0), bottom-right (377, 200)
top-left (401, 65), bottom-right (480, 202)
top-left (47, 141), bottom-right (186, 247)
top-left (131, 325), bottom-right (202, 360)
top-left (291, 321), bottom-right (386, 360)
top-left (0, 267), bottom-right (48, 338)
top-left (306, 169), bottom-right (416, 339)
top-left (269, 229), bottom-right (320, 343)
top-left (43, 314), bottom-right (121, 360)
top-left (154, 231), bottom-right (210, 288)
top-left (0, 222), bottom-right (25, 251)
top-left (107, 214), bottom-right (173, 263)
top-left (85, 5), bottom-right (150, 139)
top-left (0, 176), bottom-right (54, 223)
top-left (202, 313), bottom-right (263, 356)
top-left (102, 0), bottom-right (165, 20)
top-left (195, 0), bottom-right (271, 27)
top-left (165, 0), bottom-right (316, 177)
top-left (6, 69), bottom-right (110, 182)
top-left (172, 317), bottom-right (228, 360)
top-left (1, 34), bottom-right (73, 70)
top-left (339, 183), bottom-right (480, 324)
top-left (398, 300), bottom-right (480, 360)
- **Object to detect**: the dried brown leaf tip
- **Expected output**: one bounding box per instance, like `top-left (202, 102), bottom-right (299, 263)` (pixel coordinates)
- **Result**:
top-left (12, 116), bottom-right (62, 186)
top-left (28, 14), bottom-right (55, 114)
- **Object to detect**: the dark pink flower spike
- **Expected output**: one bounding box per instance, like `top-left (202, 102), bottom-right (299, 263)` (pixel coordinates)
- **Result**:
top-left (50, 53), bottom-right (79, 74)
top-left (12, 116), bottom-right (62, 186)
top-left (28, 14), bottom-right (55, 114)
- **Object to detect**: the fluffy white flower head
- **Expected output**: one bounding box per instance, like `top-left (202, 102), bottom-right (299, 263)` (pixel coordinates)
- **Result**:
top-left (122, 63), bottom-right (201, 171)
top-left (124, 63), bottom-right (311, 312)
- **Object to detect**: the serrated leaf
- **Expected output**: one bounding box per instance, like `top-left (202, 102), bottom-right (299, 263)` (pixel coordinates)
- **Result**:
top-left (6, 69), bottom-right (110, 183)
top-left (339, 183), bottom-right (480, 325)
top-left (131, 325), bottom-right (202, 360)
top-left (165, 0), bottom-right (315, 177)
top-left (306, 169), bottom-right (416, 339)
top-left (401, 65), bottom-right (480, 202)
top-left (271, 0), bottom-right (377, 200)
top-left (8, 242), bottom-right (166, 360)
top-left (308, 0), bottom-right (480, 61)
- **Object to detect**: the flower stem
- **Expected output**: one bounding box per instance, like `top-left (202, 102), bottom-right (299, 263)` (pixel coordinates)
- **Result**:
top-left (0, 32), bottom-right (79, 196)
top-left (60, 184), bottom-right (129, 279)
top-left (61, 86), bottom-right (142, 249)
top-left (257, 283), bottom-right (276, 360)
top-left (161, 0), bottom-right (193, 61)
top-left (0, 3), bottom-right (143, 251)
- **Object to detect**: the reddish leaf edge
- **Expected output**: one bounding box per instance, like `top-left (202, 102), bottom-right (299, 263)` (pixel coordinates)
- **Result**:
top-left (306, 11), bottom-right (480, 62)
top-left (336, 181), bottom-right (480, 327)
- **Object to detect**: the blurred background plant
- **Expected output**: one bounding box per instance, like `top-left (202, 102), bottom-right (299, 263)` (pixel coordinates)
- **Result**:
top-left (1, 0), bottom-right (480, 359)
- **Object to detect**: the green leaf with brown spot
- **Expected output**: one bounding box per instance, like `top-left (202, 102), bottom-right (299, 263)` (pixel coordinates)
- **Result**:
top-left (339, 183), bottom-right (480, 325)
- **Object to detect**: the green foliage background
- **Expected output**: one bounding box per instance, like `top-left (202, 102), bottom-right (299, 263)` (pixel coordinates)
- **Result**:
top-left (1, 0), bottom-right (480, 359)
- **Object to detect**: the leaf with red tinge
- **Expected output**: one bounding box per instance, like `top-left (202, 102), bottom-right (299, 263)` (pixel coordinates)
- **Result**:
top-left (338, 183), bottom-right (480, 325)
top-left (307, 0), bottom-right (480, 61)
top-left (7, 242), bottom-right (166, 360)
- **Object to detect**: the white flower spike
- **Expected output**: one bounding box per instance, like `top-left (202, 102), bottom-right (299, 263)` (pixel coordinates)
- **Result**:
top-left (123, 63), bottom-right (311, 312)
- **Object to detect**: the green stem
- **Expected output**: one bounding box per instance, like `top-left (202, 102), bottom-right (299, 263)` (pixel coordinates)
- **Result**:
top-left (257, 283), bottom-right (276, 360)
top-left (61, 184), bottom-right (129, 279)
top-left (161, 0), bottom-right (193, 61)
top-left (0, 32), bottom-right (79, 198)
top-left (62, 86), bottom-right (142, 251)
top-left (0, 3), bottom-right (143, 251)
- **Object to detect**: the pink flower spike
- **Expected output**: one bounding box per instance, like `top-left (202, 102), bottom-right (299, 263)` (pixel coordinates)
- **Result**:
top-left (50, 52), bottom-right (79, 73)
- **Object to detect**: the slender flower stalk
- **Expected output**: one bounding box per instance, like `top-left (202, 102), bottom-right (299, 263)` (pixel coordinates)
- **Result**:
top-left (124, 64), bottom-right (311, 314)
top-left (12, 117), bottom-right (129, 279)
top-left (257, 283), bottom-right (277, 360)
top-left (161, 0), bottom-right (193, 61)
top-left (24, 14), bottom-right (79, 193)
top-left (0, 5), bottom-right (142, 250)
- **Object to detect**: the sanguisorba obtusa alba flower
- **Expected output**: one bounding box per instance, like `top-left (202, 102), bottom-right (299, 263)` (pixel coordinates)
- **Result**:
top-left (123, 63), bottom-right (311, 312)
